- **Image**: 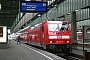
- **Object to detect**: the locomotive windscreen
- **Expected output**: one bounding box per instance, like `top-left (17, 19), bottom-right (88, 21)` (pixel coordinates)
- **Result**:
top-left (62, 22), bottom-right (67, 25)
top-left (60, 22), bottom-right (68, 31)
top-left (48, 21), bottom-right (68, 31)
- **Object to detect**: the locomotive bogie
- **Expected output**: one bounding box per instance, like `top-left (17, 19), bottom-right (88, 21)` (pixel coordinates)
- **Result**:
top-left (46, 44), bottom-right (72, 53)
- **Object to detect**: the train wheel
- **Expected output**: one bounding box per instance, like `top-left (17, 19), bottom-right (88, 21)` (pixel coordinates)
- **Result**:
top-left (55, 48), bottom-right (59, 53)
top-left (66, 49), bottom-right (71, 53)
top-left (46, 46), bottom-right (50, 52)
top-left (70, 49), bottom-right (72, 52)
top-left (59, 48), bottom-right (62, 52)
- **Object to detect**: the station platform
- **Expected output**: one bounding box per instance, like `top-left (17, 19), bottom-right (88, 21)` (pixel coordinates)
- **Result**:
top-left (71, 44), bottom-right (90, 59)
top-left (0, 40), bottom-right (65, 60)
top-left (72, 47), bottom-right (84, 56)
top-left (72, 43), bottom-right (90, 56)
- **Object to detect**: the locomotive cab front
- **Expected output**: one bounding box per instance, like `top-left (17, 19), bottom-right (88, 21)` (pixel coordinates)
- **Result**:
top-left (45, 20), bottom-right (72, 52)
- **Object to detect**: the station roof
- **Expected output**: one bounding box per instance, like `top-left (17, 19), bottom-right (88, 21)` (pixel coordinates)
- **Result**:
top-left (0, 0), bottom-right (65, 30)
top-left (0, 0), bottom-right (19, 29)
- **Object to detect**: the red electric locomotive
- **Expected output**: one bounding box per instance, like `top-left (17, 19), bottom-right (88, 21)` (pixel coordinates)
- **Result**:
top-left (28, 20), bottom-right (72, 52)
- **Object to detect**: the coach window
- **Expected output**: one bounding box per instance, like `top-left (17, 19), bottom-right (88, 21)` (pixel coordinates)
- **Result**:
top-left (42, 26), bottom-right (44, 32)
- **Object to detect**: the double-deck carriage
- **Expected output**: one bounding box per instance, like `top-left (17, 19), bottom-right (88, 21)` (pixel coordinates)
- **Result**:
top-left (19, 26), bottom-right (31, 44)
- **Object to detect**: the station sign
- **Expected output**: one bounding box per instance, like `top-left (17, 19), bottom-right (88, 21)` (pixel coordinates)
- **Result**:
top-left (20, 1), bottom-right (47, 13)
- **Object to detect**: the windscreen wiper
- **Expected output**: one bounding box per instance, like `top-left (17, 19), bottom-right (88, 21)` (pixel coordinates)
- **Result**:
top-left (53, 24), bottom-right (60, 33)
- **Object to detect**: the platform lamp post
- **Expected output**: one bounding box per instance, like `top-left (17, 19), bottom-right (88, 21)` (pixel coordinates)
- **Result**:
top-left (82, 26), bottom-right (87, 60)
top-left (82, 26), bottom-right (84, 51)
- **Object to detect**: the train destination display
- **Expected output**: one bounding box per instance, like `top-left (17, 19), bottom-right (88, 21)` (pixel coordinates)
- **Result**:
top-left (20, 1), bottom-right (47, 13)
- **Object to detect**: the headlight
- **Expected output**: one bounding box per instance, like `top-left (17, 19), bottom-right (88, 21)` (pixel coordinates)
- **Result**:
top-left (50, 41), bottom-right (53, 43)
top-left (67, 41), bottom-right (69, 43)
top-left (49, 36), bottom-right (57, 39)
top-left (62, 36), bottom-right (69, 39)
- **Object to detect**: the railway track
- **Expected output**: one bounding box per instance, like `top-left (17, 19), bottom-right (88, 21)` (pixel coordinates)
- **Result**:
top-left (26, 43), bottom-right (83, 60)
top-left (55, 53), bottom-right (83, 60)
top-left (66, 56), bottom-right (82, 60)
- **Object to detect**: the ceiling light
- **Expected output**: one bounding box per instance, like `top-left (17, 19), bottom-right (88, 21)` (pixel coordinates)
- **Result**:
top-left (75, 10), bottom-right (79, 12)
top-left (38, 14), bottom-right (41, 17)
top-left (0, 4), bottom-right (1, 10)
top-left (67, 13), bottom-right (71, 15)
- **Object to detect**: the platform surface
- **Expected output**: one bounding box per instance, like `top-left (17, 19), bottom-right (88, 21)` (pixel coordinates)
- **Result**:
top-left (0, 40), bottom-right (65, 60)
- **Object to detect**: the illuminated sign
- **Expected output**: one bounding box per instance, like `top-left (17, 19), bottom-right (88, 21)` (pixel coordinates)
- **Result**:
top-left (0, 27), bottom-right (3, 37)
top-left (20, 1), bottom-right (47, 13)
top-left (0, 26), bottom-right (7, 43)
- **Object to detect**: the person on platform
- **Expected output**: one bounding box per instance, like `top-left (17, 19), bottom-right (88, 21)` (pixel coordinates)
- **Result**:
top-left (16, 36), bottom-right (21, 45)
